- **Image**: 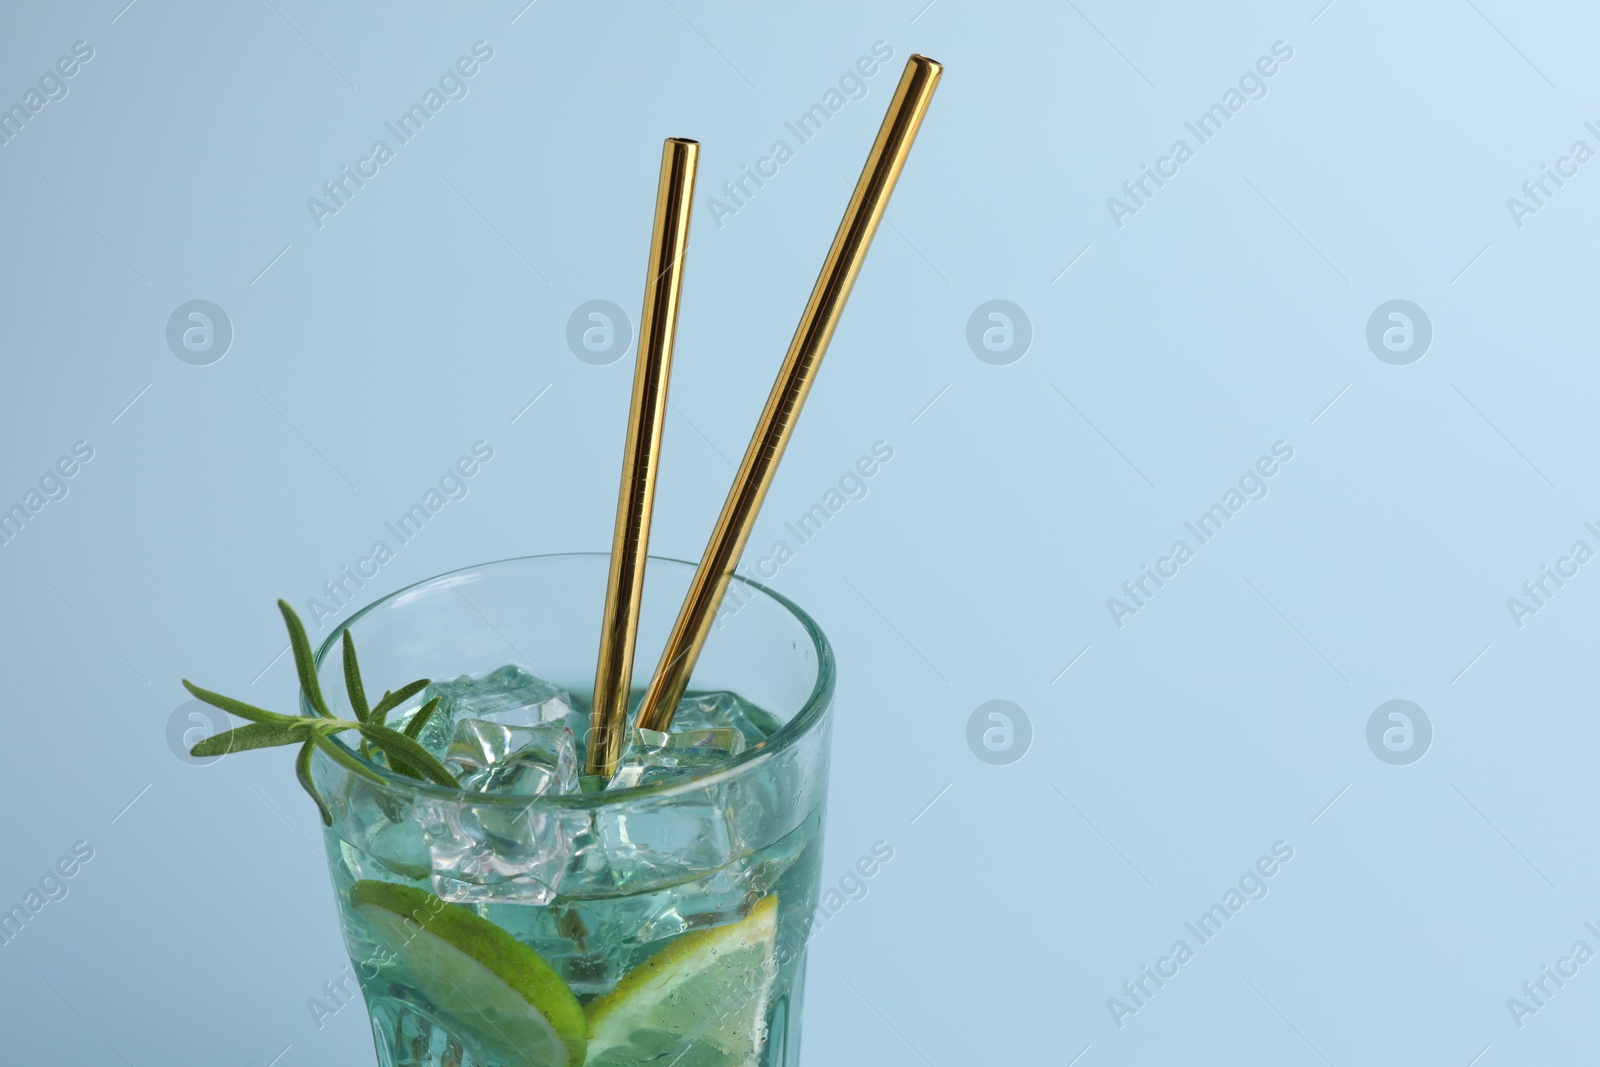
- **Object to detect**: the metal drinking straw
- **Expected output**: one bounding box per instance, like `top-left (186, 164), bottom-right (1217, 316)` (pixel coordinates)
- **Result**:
top-left (586, 137), bottom-right (699, 779)
top-left (634, 55), bottom-right (942, 733)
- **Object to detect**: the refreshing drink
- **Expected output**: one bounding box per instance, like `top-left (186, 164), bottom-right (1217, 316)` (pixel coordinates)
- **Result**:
top-left (178, 54), bottom-right (938, 1063)
top-left (304, 555), bottom-right (835, 1067)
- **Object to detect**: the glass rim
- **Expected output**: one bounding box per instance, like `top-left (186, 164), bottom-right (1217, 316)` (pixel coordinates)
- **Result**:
top-left (307, 551), bottom-right (836, 808)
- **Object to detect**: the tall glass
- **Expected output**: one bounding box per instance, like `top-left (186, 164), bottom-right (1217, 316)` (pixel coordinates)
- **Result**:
top-left (306, 554), bottom-right (835, 1067)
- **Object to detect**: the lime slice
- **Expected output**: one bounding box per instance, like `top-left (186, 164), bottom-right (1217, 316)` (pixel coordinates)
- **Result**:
top-left (349, 880), bottom-right (587, 1066)
top-left (585, 895), bottom-right (779, 1067)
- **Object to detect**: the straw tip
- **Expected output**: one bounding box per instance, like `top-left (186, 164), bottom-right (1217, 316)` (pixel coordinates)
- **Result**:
top-left (666, 136), bottom-right (700, 147)
top-left (908, 53), bottom-right (943, 73)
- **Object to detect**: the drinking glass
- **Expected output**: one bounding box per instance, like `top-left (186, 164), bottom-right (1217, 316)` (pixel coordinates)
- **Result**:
top-left (306, 553), bottom-right (835, 1067)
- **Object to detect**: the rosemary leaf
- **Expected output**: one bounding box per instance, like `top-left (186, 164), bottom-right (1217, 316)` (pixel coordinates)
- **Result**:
top-left (379, 749), bottom-right (425, 781)
top-left (295, 740), bottom-right (332, 826)
top-left (342, 630), bottom-right (371, 723)
top-left (191, 720), bottom-right (312, 758)
top-left (311, 728), bottom-right (386, 785)
top-left (280, 599), bottom-right (332, 718)
top-left (403, 696), bottom-right (443, 741)
top-left (356, 723), bottom-right (460, 788)
top-left (182, 680), bottom-right (299, 725)
top-left (369, 679), bottom-right (431, 725)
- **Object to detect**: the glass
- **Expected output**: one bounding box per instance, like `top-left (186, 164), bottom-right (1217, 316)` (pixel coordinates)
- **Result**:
top-left (306, 553), bottom-right (835, 1067)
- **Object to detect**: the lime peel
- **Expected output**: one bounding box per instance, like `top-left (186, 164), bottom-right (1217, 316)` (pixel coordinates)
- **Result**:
top-left (350, 880), bottom-right (588, 1066)
top-left (586, 894), bottom-right (780, 1066)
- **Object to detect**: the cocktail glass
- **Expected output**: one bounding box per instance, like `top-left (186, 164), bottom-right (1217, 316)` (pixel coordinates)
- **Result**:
top-left (306, 553), bottom-right (834, 1067)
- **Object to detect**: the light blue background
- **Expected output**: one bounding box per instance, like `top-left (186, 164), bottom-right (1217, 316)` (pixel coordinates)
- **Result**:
top-left (2, 1), bottom-right (1596, 1063)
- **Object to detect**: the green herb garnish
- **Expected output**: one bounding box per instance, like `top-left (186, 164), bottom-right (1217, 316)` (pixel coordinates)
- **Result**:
top-left (183, 600), bottom-right (459, 823)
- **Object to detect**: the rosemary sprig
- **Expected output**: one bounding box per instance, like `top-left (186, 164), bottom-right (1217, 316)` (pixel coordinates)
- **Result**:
top-left (182, 600), bottom-right (459, 824)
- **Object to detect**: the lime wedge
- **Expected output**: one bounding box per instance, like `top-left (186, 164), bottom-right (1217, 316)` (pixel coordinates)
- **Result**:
top-left (585, 895), bottom-right (780, 1067)
top-left (349, 880), bottom-right (587, 1067)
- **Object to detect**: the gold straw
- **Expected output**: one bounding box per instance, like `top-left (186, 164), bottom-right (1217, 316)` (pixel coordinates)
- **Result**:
top-left (586, 137), bottom-right (699, 779)
top-left (635, 55), bottom-right (942, 733)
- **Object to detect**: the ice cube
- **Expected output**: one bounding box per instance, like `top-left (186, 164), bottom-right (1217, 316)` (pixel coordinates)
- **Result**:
top-left (571, 723), bottom-right (748, 891)
top-left (416, 713), bottom-right (582, 904)
top-left (606, 726), bottom-right (746, 790)
top-left (417, 796), bottom-right (584, 906)
top-left (428, 665), bottom-right (572, 733)
top-left (671, 690), bottom-right (784, 745)
top-left (614, 864), bottom-right (758, 948)
top-left (592, 788), bottom-right (739, 892)
top-left (445, 718), bottom-right (579, 797)
top-left (331, 778), bottom-right (431, 883)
